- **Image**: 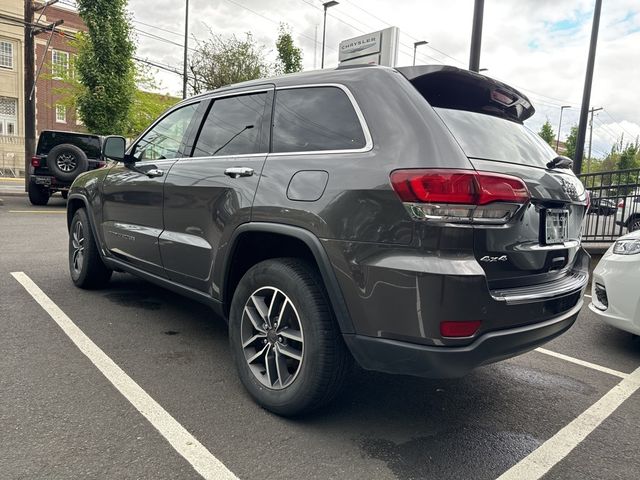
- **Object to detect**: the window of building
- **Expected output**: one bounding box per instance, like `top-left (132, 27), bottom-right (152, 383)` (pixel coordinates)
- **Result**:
top-left (193, 93), bottom-right (268, 157)
top-left (55, 104), bottom-right (66, 123)
top-left (133, 103), bottom-right (199, 161)
top-left (75, 108), bottom-right (83, 125)
top-left (0, 96), bottom-right (17, 136)
top-left (52, 50), bottom-right (69, 79)
top-left (272, 87), bottom-right (366, 153)
top-left (0, 41), bottom-right (13, 69)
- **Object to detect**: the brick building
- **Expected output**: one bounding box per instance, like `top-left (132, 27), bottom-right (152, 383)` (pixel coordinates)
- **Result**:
top-left (34, 2), bottom-right (87, 135)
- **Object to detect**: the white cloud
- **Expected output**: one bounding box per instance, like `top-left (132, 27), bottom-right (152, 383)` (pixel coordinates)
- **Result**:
top-left (128, 0), bottom-right (640, 157)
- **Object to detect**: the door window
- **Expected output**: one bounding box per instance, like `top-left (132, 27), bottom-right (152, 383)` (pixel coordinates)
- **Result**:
top-left (192, 92), bottom-right (268, 157)
top-left (272, 86), bottom-right (366, 153)
top-left (133, 103), bottom-right (198, 161)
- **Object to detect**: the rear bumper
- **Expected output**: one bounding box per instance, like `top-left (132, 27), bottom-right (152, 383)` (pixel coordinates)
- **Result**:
top-left (343, 300), bottom-right (582, 378)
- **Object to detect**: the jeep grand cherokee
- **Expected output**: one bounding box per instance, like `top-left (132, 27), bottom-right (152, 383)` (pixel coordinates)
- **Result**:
top-left (66, 65), bottom-right (589, 415)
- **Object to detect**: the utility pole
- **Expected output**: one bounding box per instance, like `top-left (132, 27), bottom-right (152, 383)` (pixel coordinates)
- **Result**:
top-left (182, 0), bottom-right (189, 99)
top-left (314, 24), bottom-right (318, 69)
top-left (574, 0), bottom-right (602, 174)
top-left (556, 105), bottom-right (571, 153)
top-left (586, 106), bottom-right (603, 172)
top-left (469, 0), bottom-right (484, 72)
top-left (24, 0), bottom-right (35, 191)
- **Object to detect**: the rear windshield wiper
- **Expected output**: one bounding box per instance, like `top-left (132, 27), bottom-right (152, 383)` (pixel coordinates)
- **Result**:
top-left (547, 156), bottom-right (573, 170)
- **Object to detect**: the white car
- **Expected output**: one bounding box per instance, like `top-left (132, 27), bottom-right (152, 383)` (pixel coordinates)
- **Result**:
top-left (589, 230), bottom-right (640, 335)
top-left (615, 193), bottom-right (640, 232)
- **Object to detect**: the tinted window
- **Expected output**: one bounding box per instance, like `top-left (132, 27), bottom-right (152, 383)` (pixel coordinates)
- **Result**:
top-left (133, 103), bottom-right (198, 161)
top-left (193, 93), bottom-right (267, 157)
top-left (435, 107), bottom-right (556, 168)
top-left (272, 87), bottom-right (366, 153)
top-left (37, 131), bottom-right (101, 158)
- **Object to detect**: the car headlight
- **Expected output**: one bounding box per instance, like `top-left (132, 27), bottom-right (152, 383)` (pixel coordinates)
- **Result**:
top-left (613, 239), bottom-right (640, 255)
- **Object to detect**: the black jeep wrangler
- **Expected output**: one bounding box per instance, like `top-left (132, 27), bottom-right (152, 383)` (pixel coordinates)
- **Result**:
top-left (29, 130), bottom-right (105, 205)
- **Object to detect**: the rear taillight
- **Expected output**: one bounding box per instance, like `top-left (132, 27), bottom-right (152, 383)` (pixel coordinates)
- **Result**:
top-left (618, 200), bottom-right (624, 208)
top-left (440, 320), bottom-right (482, 338)
top-left (390, 169), bottom-right (530, 224)
top-left (31, 156), bottom-right (40, 167)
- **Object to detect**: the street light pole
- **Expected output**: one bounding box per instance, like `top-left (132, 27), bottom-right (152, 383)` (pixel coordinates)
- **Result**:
top-left (412, 40), bottom-right (428, 66)
top-left (574, 0), bottom-right (602, 174)
top-left (556, 105), bottom-right (571, 153)
top-left (182, 0), bottom-right (189, 99)
top-left (321, 1), bottom-right (338, 69)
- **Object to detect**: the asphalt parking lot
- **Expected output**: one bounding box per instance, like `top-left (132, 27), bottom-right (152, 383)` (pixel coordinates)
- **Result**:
top-left (1, 195), bottom-right (639, 480)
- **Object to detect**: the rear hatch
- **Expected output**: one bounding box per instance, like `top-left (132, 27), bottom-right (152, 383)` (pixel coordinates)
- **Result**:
top-left (397, 66), bottom-right (588, 292)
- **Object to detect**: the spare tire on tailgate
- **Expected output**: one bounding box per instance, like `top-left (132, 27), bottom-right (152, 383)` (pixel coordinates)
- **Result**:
top-left (47, 143), bottom-right (89, 182)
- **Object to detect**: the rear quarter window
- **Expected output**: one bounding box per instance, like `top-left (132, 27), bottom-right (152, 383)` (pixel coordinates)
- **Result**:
top-left (435, 108), bottom-right (556, 169)
top-left (272, 86), bottom-right (366, 153)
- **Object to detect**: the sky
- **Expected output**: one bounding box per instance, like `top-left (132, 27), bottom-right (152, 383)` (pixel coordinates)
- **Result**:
top-left (107, 0), bottom-right (640, 158)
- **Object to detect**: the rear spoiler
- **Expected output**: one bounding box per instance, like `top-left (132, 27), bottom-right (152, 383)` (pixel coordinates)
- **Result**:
top-left (396, 65), bottom-right (535, 123)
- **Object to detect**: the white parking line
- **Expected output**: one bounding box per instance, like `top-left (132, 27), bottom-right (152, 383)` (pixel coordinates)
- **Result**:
top-left (497, 365), bottom-right (640, 480)
top-left (11, 272), bottom-right (238, 480)
top-left (535, 348), bottom-right (629, 379)
top-left (584, 294), bottom-right (592, 298)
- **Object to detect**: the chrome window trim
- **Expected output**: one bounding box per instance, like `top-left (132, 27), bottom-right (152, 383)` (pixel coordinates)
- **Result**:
top-left (268, 83), bottom-right (373, 157)
top-left (180, 152), bottom-right (269, 160)
top-left (204, 86), bottom-right (274, 101)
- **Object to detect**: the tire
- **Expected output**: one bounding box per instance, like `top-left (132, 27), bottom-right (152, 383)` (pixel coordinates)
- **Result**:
top-left (69, 208), bottom-right (112, 289)
top-left (28, 182), bottom-right (50, 206)
top-left (47, 143), bottom-right (89, 183)
top-left (229, 258), bottom-right (352, 416)
top-left (629, 216), bottom-right (640, 232)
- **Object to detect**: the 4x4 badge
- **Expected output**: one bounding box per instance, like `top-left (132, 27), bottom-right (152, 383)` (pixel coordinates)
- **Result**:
top-left (480, 255), bottom-right (508, 263)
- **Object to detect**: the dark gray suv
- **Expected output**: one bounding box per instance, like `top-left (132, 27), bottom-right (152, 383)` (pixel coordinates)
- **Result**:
top-left (67, 65), bottom-right (589, 415)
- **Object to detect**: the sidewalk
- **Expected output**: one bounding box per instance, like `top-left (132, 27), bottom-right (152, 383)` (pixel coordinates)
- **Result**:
top-left (0, 177), bottom-right (26, 197)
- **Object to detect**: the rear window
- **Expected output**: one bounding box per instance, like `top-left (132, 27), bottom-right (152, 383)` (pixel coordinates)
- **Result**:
top-left (272, 87), bottom-right (366, 153)
top-left (37, 131), bottom-right (101, 158)
top-left (435, 108), bottom-right (556, 169)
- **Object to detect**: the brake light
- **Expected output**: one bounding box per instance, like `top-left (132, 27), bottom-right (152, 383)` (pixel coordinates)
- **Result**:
top-left (31, 156), bottom-right (40, 167)
top-left (440, 320), bottom-right (482, 338)
top-left (390, 169), bottom-right (530, 224)
top-left (618, 200), bottom-right (624, 208)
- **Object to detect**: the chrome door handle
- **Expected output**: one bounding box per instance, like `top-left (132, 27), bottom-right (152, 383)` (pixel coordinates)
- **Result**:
top-left (146, 168), bottom-right (164, 178)
top-left (225, 167), bottom-right (254, 178)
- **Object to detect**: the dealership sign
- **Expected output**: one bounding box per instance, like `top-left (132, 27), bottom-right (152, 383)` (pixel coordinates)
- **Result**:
top-left (338, 27), bottom-right (399, 67)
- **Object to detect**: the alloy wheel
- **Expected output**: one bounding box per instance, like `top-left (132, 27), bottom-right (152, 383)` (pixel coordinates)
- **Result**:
top-left (71, 220), bottom-right (85, 274)
top-left (57, 152), bottom-right (77, 172)
top-left (241, 286), bottom-right (304, 390)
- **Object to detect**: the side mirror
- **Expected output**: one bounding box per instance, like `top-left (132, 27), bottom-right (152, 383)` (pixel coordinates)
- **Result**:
top-left (102, 135), bottom-right (127, 162)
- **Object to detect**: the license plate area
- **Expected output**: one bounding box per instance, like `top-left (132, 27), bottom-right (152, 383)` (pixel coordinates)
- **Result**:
top-left (543, 208), bottom-right (569, 245)
top-left (34, 176), bottom-right (51, 186)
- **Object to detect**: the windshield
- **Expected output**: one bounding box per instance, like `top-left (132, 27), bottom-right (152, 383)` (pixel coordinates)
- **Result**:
top-left (435, 108), bottom-right (557, 169)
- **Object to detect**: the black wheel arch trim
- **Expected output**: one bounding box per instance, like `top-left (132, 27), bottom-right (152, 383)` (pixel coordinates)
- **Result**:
top-left (223, 222), bottom-right (355, 334)
top-left (67, 192), bottom-right (107, 259)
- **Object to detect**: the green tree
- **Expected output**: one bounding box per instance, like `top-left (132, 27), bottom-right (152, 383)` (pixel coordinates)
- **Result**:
top-left (75, 0), bottom-right (136, 135)
top-left (618, 142), bottom-right (639, 170)
top-left (188, 32), bottom-right (269, 94)
top-left (275, 24), bottom-right (303, 75)
top-left (538, 119), bottom-right (555, 147)
top-left (565, 125), bottom-right (578, 160)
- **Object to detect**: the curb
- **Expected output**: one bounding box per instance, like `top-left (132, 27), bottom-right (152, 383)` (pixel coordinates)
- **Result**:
top-left (0, 191), bottom-right (27, 197)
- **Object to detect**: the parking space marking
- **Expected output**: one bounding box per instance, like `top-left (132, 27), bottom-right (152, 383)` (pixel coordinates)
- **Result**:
top-left (8, 210), bottom-right (66, 214)
top-left (497, 365), bottom-right (640, 480)
top-left (584, 294), bottom-right (592, 298)
top-left (11, 272), bottom-right (238, 480)
top-left (535, 348), bottom-right (629, 379)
